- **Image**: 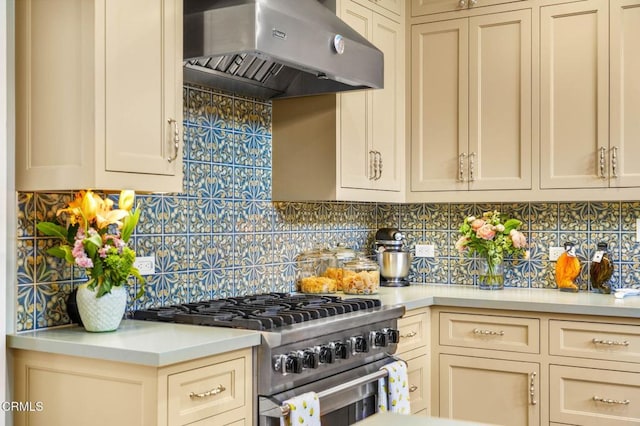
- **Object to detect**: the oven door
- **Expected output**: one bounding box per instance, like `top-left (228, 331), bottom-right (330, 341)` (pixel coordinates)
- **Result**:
top-left (258, 357), bottom-right (400, 426)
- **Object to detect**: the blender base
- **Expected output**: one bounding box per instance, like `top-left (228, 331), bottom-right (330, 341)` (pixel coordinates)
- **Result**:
top-left (381, 279), bottom-right (410, 287)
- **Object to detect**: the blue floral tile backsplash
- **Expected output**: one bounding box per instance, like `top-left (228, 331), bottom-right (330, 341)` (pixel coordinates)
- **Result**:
top-left (14, 84), bottom-right (640, 331)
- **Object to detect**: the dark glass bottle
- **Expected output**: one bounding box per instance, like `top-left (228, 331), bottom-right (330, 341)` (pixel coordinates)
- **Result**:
top-left (590, 242), bottom-right (613, 294)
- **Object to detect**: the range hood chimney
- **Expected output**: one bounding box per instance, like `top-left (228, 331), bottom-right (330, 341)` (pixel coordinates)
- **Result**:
top-left (183, 0), bottom-right (384, 99)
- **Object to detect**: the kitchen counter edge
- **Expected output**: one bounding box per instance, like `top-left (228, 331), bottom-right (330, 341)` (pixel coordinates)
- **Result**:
top-left (8, 285), bottom-right (640, 367)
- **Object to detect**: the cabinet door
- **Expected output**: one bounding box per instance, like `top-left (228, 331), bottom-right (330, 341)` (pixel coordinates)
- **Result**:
top-left (468, 10), bottom-right (531, 190)
top-left (375, 0), bottom-right (403, 17)
top-left (540, 0), bottom-right (609, 189)
top-left (371, 12), bottom-right (403, 192)
top-left (339, 0), bottom-right (374, 190)
top-left (411, 19), bottom-right (469, 191)
top-left (101, 0), bottom-right (182, 178)
top-left (610, 0), bottom-right (640, 187)
top-left (439, 354), bottom-right (540, 425)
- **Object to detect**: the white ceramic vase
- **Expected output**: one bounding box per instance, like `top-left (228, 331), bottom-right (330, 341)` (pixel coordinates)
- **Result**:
top-left (76, 284), bottom-right (127, 332)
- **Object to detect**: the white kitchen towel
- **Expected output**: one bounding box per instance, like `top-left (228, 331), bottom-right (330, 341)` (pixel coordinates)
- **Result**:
top-left (377, 360), bottom-right (411, 414)
top-left (280, 391), bottom-right (321, 426)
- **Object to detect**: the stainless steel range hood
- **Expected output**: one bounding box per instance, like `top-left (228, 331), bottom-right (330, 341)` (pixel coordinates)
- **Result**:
top-left (183, 0), bottom-right (384, 99)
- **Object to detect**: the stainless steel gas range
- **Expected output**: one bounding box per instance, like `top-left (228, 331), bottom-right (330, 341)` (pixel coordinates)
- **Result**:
top-left (133, 293), bottom-right (405, 425)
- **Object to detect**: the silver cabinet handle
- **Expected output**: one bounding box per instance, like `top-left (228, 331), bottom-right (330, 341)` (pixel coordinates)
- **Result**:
top-left (599, 146), bottom-right (607, 179)
top-left (190, 384), bottom-right (226, 399)
top-left (409, 385), bottom-right (418, 393)
top-left (593, 396), bottom-right (630, 405)
top-left (470, 0), bottom-right (478, 5)
top-left (473, 328), bottom-right (504, 336)
top-left (167, 118), bottom-right (180, 163)
top-left (469, 152), bottom-right (476, 182)
top-left (592, 338), bottom-right (630, 347)
top-left (375, 151), bottom-right (382, 180)
top-left (369, 150), bottom-right (375, 181)
top-left (401, 331), bottom-right (417, 338)
top-left (530, 372), bottom-right (537, 405)
top-left (458, 153), bottom-right (467, 182)
top-left (611, 146), bottom-right (619, 178)
top-left (459, 0), bottom-right (467, 7)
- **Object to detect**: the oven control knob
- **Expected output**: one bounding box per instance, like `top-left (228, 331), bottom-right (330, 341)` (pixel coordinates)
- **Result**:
top-left (371, 330), bottom-right (388, 347)
top-left (351, 335), bottom-right (369, 354)
top-left (285, 353), bottom-right (303, 374)
top-left (318, 345), bottom-right (336, 364)
top-left (302, 349), bottom-right (320, 369)
top-left (332, 341), bottom-right (350, 359)
top-left (384, 328), bottom-right (400, 344)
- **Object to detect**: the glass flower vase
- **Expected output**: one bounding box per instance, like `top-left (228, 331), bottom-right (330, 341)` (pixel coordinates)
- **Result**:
top-left (478, 258), bottom-right (504, 290)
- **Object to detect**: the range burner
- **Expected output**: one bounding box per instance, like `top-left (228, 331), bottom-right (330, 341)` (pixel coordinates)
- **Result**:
top-left (132, 293), bottom-right (381, 331)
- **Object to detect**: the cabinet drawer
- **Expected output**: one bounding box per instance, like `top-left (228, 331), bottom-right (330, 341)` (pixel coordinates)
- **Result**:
top-left (550, 365), bottom-right (640, 425)
top-left (168, 356), bottom-right (246, 425)
top-left (550, 320), bottom-right (640, 363)
top-left (439, 312), bottom-right (539, 353)
top-left (412, 0), bottom-right (525, 16)
top-left (398, 310), bottom-right (429, 353)
top-left (406, 354), bottom-right (428, 414)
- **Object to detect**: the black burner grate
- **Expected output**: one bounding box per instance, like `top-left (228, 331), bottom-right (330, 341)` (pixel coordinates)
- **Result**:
top-left (132, 293), bottom-right (381, 331)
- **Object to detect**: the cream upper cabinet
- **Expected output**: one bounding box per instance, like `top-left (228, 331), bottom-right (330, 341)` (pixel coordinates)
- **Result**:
top-left (540, 0), bottom-right (609, 190)
top-left (539, 0), bottom-right (640, 190)
top-left (16, 0), bottom-right (183, 193)
top-left (412, 0), bottom-right (526, 16)
top-left (610, 0), bottom-right (640, 188)
top-left (272, 0), bottom-right (405, 202)
top-left (411, 9), bottom-right (531, 192)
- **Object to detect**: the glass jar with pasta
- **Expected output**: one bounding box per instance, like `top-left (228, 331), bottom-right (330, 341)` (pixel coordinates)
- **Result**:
top-left (342, 255), bottom-right (380, 295)
top-left (295, 247), bottom-right (338, 294)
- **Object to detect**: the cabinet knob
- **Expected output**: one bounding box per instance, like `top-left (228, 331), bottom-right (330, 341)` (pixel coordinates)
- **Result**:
top-left (167, 118), bottom-right (181, 163)
top-left (470, 0), bottom-right (478, 5)
top-left (459, 0), bottom-right (467, 7)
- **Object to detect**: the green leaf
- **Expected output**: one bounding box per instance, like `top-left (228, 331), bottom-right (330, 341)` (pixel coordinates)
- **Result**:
top-left (36, 222), bottom-right (68, 239)
top-left (46, 245), bottom-right (74, 263)
top-left (121, 206), bottom-right (141, 243)
top-left (503, 218), bottom-right (522, 233)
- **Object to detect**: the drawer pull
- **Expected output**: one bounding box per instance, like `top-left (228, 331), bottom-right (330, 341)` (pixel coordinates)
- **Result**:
top-left (473, 328), bottom-right (505, 336)
top-left (592, 338), bottom-right (630, 347)
top-left (189, 384), bottom-right (226, 400)
top-left (529, 372), bottom-right (537, 405)
top-left (593, 396), bottom-right (630, 405)
top-left (401, 331), bottom-right (417, 338)
top-left (409, 385), bottom-right (418, 393)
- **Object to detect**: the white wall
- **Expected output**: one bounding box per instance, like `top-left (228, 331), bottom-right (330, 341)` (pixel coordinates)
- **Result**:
top-left (2, 1), bottom-right (15, 425)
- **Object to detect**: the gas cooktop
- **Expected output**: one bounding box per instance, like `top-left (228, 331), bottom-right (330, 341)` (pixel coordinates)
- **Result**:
top-left (132, 293), bottom-right (382, 331)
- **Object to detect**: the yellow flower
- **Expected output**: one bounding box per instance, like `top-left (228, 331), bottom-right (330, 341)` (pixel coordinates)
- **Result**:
top-left (81, 190), bottom-right (99, 224)
top-left (119, 190), bottom-right (135, 211)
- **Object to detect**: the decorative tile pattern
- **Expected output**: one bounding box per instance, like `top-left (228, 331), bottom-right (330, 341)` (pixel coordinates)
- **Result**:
top-left (14, 83), bottom-right (640, 331)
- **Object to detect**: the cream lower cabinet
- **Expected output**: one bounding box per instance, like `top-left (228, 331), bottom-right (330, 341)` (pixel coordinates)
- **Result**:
top-left (272, 0), bottom-right (405, 202)
top-left (12, 348), bottom-right (252, 426)
top-left (410, 9), bottom-right (531, 193)
top-left (540, 0), bottom-right (640, 190)
top-left (15, 0), bottom-right (183, 193)
top-left (397, 307), bottom-right (430, 415)
top-left (433, 307), bottom-right (640, 426)
top-left (439, 354), bottom-right (540, 425)
top-left (433, 309), bottom-right (541, 425)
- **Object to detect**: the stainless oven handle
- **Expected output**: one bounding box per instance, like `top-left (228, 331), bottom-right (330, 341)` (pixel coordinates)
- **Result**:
top-left (261, 368), bottom-right (390, 418)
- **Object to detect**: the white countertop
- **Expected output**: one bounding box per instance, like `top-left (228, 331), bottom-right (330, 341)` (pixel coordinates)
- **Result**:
top-left (355, 412), bottom-right (492, 426)
top-left (371, 284), bottom-right (640, 318)
top-left (8, 284), bottom-right (640, 367)
top-left (7, 319), bottom-right (261, 367)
